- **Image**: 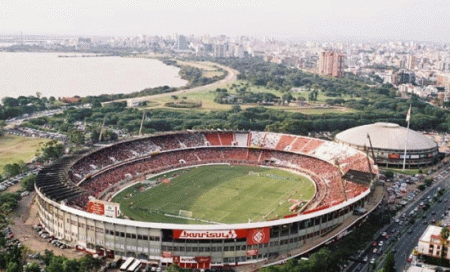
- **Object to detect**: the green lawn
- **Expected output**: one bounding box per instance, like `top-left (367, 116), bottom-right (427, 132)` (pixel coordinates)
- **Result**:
top-left (0, 135), bottom-right (50, 174)
top-left (382, 168), bottom-right (427, 176)
top-left (113, 165), bottom-right (315, 224)
top-left (150, 80), bottom-right (359, 114)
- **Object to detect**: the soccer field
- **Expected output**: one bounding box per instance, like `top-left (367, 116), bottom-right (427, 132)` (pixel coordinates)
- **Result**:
top-left (114, 165), bottom-right (315, 224)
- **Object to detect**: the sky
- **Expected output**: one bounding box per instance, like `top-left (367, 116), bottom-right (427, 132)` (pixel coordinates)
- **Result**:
top-left (1, 0), bottom-right (449, 42)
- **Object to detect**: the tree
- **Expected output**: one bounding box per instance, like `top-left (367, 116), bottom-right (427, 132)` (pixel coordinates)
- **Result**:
top-left (6, 262), bottom-right (19, 272)
top-left (42, 249), bottom-right (54, 266)
top-left (36, 140), bottom-right (64, 162)
top-left (0, 120), bottom-right (6, 130)
top-left (281, 93), bottom-right (293, 104)
top-left (3, 163), bottom-right (21, 178)
top-left (63, 259), bottom-right (81, 272)
top-left (46, 256), bottom-right (65, 272)
top-left (441, 227), bottom-right (450, 259)
top-left (383, 252), bottom-right (395, 272)
top-left (80, 254), bottom-right (101, 272)
top-left (69, 129), bottom-right (85, 145)
top-left (21, 174), bottom-right (36, 191)
top-left (229, 105), bottom-right (242, 113)
top-left (91, 100), bottom-right (102, 108)
top-left (384, 171), bottom-right (394, 179)
top-left (24, 262), bottom-right (41, 272)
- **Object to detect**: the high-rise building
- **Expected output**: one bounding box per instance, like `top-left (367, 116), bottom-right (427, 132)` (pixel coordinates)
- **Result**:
top-left (213, 43), bottom-right (227, 58)
top-left (318, 50), bottom-right (344, 78)
top-left (406, 54), bottom-right (415, 70)
top-left (174, 35), bottom-right (190, 51)
top-left (393, 70), bottom-right (416, 85)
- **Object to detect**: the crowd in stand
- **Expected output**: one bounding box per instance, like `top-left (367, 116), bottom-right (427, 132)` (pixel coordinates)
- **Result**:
top-left (67, 132), bottom-right (375, 213)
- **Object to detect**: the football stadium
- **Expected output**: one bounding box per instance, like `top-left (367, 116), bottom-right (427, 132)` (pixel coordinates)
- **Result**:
top-left (35, 131), bottom-right (383, 270)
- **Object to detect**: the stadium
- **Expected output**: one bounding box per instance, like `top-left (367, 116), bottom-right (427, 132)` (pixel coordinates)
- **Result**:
top-left (335, 122), bottom-right (439, 168)
top-left (35, 131), bottom-right (383, 270)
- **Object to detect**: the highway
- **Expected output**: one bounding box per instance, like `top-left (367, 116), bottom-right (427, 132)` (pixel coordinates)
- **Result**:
top-left (346, 164), bottom-right (450, 272)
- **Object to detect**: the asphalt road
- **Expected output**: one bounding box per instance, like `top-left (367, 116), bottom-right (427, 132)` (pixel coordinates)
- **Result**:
top-left (346, 164), bottom-right (450, 272)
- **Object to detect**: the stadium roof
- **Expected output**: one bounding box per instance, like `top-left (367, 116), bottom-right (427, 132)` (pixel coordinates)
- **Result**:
top-left (335, 122), bottom-right (437, 151)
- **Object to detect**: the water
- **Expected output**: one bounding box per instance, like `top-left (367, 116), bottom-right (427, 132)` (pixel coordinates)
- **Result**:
top-left (0, 52), bottom-right (188, 99)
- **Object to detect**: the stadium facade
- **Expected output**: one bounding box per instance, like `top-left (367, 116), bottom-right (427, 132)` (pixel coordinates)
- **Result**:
top-left (335, 122), bottom-right (439, 168)
top-left (36, 131), bottom-right (382, 270)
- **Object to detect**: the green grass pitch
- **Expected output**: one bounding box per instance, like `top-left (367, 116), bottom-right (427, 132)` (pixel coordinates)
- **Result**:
top-left (113, 165), bottom-right (315, 224)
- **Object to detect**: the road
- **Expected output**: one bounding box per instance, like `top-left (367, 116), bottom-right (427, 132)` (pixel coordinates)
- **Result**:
top-left (346, 164), bottom-right (450, 272)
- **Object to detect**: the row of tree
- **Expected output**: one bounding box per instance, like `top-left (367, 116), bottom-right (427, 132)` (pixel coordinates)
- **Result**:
top-left (0, 246), bottom-right (102, 272)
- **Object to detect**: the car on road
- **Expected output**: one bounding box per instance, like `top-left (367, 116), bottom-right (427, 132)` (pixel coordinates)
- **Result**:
top-left (373, 248), bottom-right (378, 254)
top-left (382, 232), bottom-right (387, 237)
top-left (372, 241), bottom-right (378, 246)
top-left (378, 241), bottom-right (383, 247)
top-left (370, 258), bottom-right (376, 264)
top-left (363, 256), bottom-right (368, 262)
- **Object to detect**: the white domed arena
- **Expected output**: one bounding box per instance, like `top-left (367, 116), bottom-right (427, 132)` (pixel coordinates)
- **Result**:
top-left (35, 131), bottom-right (383, 271)
top-left (335, 122), bottom-right (439, 168)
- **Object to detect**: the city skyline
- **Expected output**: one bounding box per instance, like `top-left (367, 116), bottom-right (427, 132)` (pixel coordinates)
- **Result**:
top-left (1, 0), bottom-right (450, 43)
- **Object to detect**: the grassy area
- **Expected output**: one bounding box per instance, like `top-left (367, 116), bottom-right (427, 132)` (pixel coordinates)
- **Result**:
top-left (175, 60), bottom-right (225, 79)
top-left (383, 168), bottom-right (427, 176)
top-left (113, 165), bottom-right (315, 224)
top-left (0, 135), bottom-right (50, 174)
top-left (149, 79), bottom-right (360, 114)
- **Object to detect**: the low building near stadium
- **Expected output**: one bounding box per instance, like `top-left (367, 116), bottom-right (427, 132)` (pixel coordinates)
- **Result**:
top-left (335, 122), bottom-right (439, 168)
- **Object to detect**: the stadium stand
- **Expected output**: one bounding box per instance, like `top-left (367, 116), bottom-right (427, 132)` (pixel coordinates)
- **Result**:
top-left (205, 132), bottom-right (221, 146)
top-left (39, 131), bottom-right (374, 215)
top-left (234, 132), bottom-right (248, 147)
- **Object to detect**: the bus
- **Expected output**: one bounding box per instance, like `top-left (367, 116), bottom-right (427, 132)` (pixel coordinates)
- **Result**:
top-left (127, 260), bottom-right (142, 272)
top-left (120, 257), bottom-right (135, 272)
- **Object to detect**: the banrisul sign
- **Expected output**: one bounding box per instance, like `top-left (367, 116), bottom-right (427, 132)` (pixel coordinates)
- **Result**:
top-left (173, 230), bottom-right (247, 239)
top-left (173, 227), bottom-right (271, 245)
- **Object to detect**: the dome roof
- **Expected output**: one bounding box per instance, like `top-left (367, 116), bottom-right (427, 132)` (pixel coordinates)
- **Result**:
top-left (335, 122), bottom-right (437, 151)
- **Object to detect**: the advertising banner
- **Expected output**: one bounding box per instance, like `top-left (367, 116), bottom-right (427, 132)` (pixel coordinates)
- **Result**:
top-left (247, 227), bottom-right (270, 245)
top-left (388, 153), bottom-right (400, 159)
top-left (173, 229), bottom-right (247, 240)
top-left (87, 201), bottom-right (104, 215)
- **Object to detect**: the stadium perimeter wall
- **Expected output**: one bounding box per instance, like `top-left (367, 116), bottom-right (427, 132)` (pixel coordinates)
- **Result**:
top-left (36, 131), bottom-right (380, 269)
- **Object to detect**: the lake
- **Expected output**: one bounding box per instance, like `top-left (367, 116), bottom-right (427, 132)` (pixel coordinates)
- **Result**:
top-left (0, 52), bottom-right (188, 99)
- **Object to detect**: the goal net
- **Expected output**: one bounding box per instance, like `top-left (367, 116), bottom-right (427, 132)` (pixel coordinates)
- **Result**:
top-left (179, 210), bottom-right (193, 218)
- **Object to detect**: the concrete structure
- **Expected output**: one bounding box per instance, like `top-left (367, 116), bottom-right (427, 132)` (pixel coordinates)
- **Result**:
top-left (393, 70), bottom-right (416, 85)
top-left (174, 35), bottom-right (190, 51)
top-left (318, 50), bottom-right (344, 78)
top-left (36, 131), bottom-right (381, 270)
top-left (417, 225), bottom-right (450, 260)
top-left (335, 123), bottom-right (439, 168)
